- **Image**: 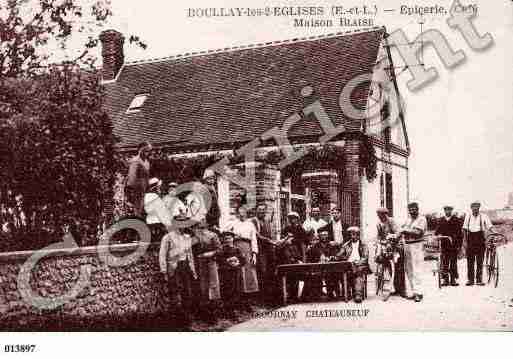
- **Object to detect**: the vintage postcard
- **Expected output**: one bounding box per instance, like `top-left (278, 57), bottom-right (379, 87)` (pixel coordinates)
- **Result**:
top-left (0, 0), bottom-right (512, 339)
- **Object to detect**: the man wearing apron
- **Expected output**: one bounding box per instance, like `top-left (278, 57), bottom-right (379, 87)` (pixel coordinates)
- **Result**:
top-left (400, 202), bottom-right (427, 303)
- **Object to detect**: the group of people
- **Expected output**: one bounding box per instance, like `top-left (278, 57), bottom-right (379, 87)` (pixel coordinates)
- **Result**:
top-left (375, 200), bottom-right (495, 304)
top-left (123, 142), bottom-right (497, 326)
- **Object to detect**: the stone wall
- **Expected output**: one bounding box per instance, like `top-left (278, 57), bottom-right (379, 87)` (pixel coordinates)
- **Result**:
top-left (0, 243), bottom-right (176, 331)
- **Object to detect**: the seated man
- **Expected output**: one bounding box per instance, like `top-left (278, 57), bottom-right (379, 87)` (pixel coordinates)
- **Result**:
top-left (304, 230), bottom-right (341, 300)
top-left (275, 230), bottom-right (303, 302)
top-left (336, 227), bottom-right (370, 303)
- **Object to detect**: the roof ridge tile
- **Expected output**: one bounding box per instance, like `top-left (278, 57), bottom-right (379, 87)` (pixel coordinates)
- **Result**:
top-left (124, 26), bottom-right (384, 66)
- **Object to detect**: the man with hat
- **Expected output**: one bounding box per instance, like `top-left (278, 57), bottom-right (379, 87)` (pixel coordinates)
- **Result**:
top-left (163, 182), bottom-right (187, 218)
top-left (336, 227), bottom-right (370, 303)
top-left (159, 213), bottom-right (197, 327)
top-left (145, 178), bottom-right (170, 241)
top-left (462, 201), bottom-right (494, 286)
top-left (435, 204), bottom-right (463, 286)
top-left (375, 207), bottom-right (402, 300)
top-left (399, 202), bottom-right (427, 302)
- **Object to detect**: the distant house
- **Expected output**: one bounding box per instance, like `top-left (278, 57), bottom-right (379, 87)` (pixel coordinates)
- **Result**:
top-left (101, 27), bottom-right (410, 241)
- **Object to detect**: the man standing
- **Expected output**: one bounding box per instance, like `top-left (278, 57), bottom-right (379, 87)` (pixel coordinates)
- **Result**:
top-left (125, 141), bottom-right (152, 217)
top-left (163, 182), bottom-right (187, 218)
top-left (400, 202), bottom-right (427, 302)
top-left (320, 206), bottom-right (349, 246)
top-left (435, 205), bottom-right (463, 286)
top-left (250, 203), bottom-right (278, 305)
top-left (375, 207), bottom-right (401, 300)
top-left (159, 214), bottom-right (197, 327)
top-left (462, 201), bottom-right (493, 286)
top-left (202, 169), bottom-right (220, 230)
top-left (303, 207), bottom-right (327, 240)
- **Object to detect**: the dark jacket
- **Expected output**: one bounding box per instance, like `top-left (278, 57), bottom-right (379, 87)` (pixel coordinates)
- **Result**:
top-left (126, 155), bottom-right (150, 193)
top-left (205, 184), bottom-right (220, 228)
top-left (306, 241), bottom-right (340, 263)
top-left (320, 220), bottom-right (349, 244)
top-left (280, 224), bottom-right (308, 263)
top-left (337, 240), bottom-right (369, 263)
top-left (215, 246), bottom-right (246, 273)
top-left (435, 216), bottom-right (463, 250)
top-left (250, 217), bottom-right (274, 254)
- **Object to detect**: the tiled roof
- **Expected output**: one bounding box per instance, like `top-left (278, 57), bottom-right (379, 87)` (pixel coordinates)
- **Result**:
top-left (103, 27), bottom-right (386, 150)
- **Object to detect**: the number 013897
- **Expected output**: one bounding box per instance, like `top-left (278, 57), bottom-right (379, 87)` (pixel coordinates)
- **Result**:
top-left (4, 344), bottom-right (36, 353)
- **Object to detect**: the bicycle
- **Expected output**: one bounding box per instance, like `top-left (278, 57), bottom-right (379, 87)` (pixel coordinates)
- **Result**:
top-left (485, 233), bottom-right (505, 288)
top-left (375, 234), bottom-right (399, 299)
top-left (430, 235), bottom-right (452, 289)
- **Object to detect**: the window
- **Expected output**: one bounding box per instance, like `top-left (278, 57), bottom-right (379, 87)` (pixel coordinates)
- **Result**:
top-left (385, 173), bottom-right (393, 216)
top-left (380, 174), bottom-right (385, 207)
top-left (381, 102), bottom-right (392, 149)
top-left (127, 93), bottom-right (149, 113)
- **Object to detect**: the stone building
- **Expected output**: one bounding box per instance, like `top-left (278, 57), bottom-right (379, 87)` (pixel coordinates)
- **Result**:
top-left (101, 26), bottom-right (410, 241)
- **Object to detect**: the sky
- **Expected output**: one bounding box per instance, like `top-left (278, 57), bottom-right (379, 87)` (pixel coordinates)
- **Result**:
top-left (50, 0), bottom-right (513, 213)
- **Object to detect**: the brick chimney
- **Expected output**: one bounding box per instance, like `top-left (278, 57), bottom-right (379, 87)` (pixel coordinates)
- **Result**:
top-left (99, 29), bottom-right (125, 81)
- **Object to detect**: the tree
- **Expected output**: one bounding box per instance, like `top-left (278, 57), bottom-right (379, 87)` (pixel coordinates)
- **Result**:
top-left (0, 1), bottom-right (145, 250)
top-left (0, 0), bottom-right (145, 77)
top-left (0, 65), bottom-right (123, 250)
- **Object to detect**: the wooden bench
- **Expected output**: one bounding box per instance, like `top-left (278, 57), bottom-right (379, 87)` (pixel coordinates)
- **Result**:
top-left (276, 261), bottom-right (353, 304)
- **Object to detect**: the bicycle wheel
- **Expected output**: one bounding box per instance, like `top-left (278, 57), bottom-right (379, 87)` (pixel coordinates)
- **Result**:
top-left (486, 249), bottom-right (493, 284)
top-left (437, 261), bottom-right (442, 289)
top-left (375, 264), bottom-right (383, 295)
top-left (494, 251), bottom-right (499, 288)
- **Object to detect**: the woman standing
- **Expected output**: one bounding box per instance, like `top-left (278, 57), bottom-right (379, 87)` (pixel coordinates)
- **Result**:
top-left (229, 206), bottom-right (259, 297)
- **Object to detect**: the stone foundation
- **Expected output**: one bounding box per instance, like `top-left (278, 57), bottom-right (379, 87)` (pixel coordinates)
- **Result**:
top-left (0, 243), bottom-right (175, 331)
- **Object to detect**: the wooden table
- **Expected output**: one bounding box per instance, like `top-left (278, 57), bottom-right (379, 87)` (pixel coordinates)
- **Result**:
top-left (276, 261), bottom-right (353, 304)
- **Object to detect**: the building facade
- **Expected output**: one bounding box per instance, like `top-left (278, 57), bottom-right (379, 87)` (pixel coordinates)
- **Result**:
top-left (102, 27), bottom-right (410, 242)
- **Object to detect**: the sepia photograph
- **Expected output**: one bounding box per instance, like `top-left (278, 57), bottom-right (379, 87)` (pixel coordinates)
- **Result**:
top-left (0, 0), bottom-right (512, 342)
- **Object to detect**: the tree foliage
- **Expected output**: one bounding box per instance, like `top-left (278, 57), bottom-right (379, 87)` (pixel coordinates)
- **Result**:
top-left (0, 0), bottom-right (145, 251)
top-left (0, 65), bottom-right (123, 251)
top-left (0, 0), bottom-right (145, 77)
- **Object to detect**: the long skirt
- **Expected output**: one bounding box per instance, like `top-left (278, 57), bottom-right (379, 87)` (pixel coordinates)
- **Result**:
top-left (234, 238), bottom-right (259, 293)
top-left (197, 255), bottom-right (221, 301)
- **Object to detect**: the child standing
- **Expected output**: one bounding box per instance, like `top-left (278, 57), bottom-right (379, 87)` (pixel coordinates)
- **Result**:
top-left (215, 231), bottom-right (246, 319)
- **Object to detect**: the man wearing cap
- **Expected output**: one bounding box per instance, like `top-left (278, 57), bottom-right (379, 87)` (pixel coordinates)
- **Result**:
top-left (144, 178), bottom-right (170, 241)
top-left (399, 202), bottom-right (427, 302)
top-left (435, 205), bottom-right (463, 286)
top-left (336, 227), bottom-right (370, 303)
top-left (163, 182), bottom-right (187, 218)
top-left (159, 214), bottom-right (198, 327)
top-left (125, 141), bottom-right (152, 217)
top-left (462, 201), bottom-right (493, 286)
top-left (375, 207), bottom-right (402, 300)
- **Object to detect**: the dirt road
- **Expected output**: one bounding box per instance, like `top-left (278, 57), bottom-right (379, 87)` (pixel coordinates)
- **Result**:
top-left (230, 244), bottom-right (513, 331)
